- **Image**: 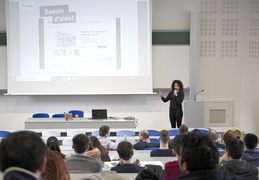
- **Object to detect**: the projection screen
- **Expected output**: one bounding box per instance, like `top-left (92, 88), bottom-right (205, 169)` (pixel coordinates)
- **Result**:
top-left (5, 0), bottom-right (152, 95)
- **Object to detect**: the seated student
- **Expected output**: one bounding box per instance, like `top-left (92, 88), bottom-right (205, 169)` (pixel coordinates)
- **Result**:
top-left (150, 130), bottom-right (173, 157)
top-left (191, 128), bottom-right (203, 135)
top-left (164, 135), bottom-right (183, 180)
top-left (133, 129), bottom-right (160, 150)
top-left (177, 133), bottom-right (244, 180)
top-left (169, 124), bottom-right (189, 149)
top-left (65, 134), bottom-right (102, 173)
top-left (242, 133), bottom-right (259, 166)
top-left (46, 136), bottom-right (65, 159)
top-left (0, 131), bottom-right (48, 180)
top-left (65, 145), bottom-right (101, 160)
top-left (111, 141), bottom-right (142, 173)
top-left (219, 137), bottom-right (258, 179)
top-left (89, 136), bottom-right (111, 162)
top-left (98, 125), bottom-right (118, 150)
top-left (223, 132), bottom-right (236, 144)
top-left (208, 129), bottom-right (225, 150)
top-left (178, 124), bottom-right (189, 135)
top-left (41, 150), bottom-right (70, 180)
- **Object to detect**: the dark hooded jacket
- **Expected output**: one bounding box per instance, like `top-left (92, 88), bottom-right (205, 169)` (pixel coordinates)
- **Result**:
top-left (220, 160), bottom-right (258, 180)
top-left (242, 149), bottom-right (259, 167)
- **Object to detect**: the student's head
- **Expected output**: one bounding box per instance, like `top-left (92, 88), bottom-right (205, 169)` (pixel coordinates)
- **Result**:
top-left (46, 136), bottom-right (61, 152)
top-left (40, 150), bottom-right (70, 180)
top-left (0, 131), bottom-right (47, 175)
top-left (99, 125), bottom-right (110, 137)
top-left (191, 129), bottom-right (202, 135)
top-left (159, 130), bottom-right (170, 144)
top-left (171, 135), bottom-right (183, 157)
top-left (208, 129), bottom-right (218, 142)
top-left (180, 133), bottom-right (219, 173)
top-left (72, 134), bottom-right (89, 153)
top-left (223, 132), bottom-right (235, 144)
top-left (244, 133), bottom-right (258, 150)
top-left (171, 80), bottom-right (184, 92)
top-left (117, 141), bottom-right (134, 161)
top-left (225, 137), bottom-right (244, 159)
top-left (89, 136), bottom-right (102, 150)
top-left (178, 124), bottom-right (189, 135)
top-left (139, 129), bottom-right (150, 141)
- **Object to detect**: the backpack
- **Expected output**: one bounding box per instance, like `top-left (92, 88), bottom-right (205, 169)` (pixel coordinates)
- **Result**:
top-left (135, 164), bottom-right (163, 180)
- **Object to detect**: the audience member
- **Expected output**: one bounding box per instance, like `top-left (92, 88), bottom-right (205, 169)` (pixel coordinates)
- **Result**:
top-left (242, 133), bottom-right (259, 166)
top-left (177, 133), bottom-right (244, 180)
top-left (65, 144), bottom-right (101, 160)
top-left (150, 130), bottom-right (173, 157)
top-left (98, 125), bottom-right (118, 150)
top-left (169, 124), bottom-right (189, 149)
top-left (178, 124), bottom-right (189, 135)
top-left (40, 150), bottom-right (70, 180)
top-left (164, 135), bottom-right (183, 180)
top-left (208, 129), bottom-right (225, 150)
top-left (191, 128), bottom-right (202, 135)
top-left (89, 136), bottom-right (111, 162)
top-left (133, 129), bottom-right (160, 150)
top-left (111, 141), bottom-right (142, 173)
top-left (65, 134), bottom-right (102, 173)
top-left (0, 131), bottom-right (47, 180)
top-left (85, 146), bottom-right (101, 164)
top-left (223, 132), bottom-right (236, 144)
top-left (219, 137), bottom-right (258, 179)
top-left (46, 136), bottom-right (65, 159)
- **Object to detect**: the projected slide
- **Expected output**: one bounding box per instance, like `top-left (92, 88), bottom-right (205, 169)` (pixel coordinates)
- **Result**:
top-left (42, 15), bottom-right (119, 74)
top-left (6, 0), bottom-right (152, 94)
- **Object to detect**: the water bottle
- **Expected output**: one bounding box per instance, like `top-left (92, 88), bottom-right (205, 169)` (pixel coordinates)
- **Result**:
top-left (124, 135), bottom-right (127, 141)
top-left (217, 134), bottom-right (222, 143)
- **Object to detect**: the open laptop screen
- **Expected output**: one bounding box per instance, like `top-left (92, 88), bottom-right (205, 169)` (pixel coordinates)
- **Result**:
top-left (92, 109), bottom-right (107, 119)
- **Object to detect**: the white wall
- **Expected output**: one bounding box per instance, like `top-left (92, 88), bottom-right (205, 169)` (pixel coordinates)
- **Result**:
top-left (196, 0), bottom-right (259, 135)
top-left (1, 0), bottom-right (259, 136)
top-left (0, 90), bottom-right (189, 130)
top-left (0, 0), bottom-right (5, 30)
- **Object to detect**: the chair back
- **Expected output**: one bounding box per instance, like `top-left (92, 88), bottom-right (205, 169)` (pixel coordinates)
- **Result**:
top-left (224, 128), bottom-right (242, 139)
top-left (144, 147), bottom-right (159, 150)
top-left (168, 129), bottom-right (178, 136)
top-left (199, 129), bottom-right (209, 134)
top-left (68, 110), bottom-right (84, 117)
top-left (91, 130), bottom-right (99, 136)
top-left (32, 113), bottom-right (49, 118)
top-left (115, 138), bottom-right (136, 145)
top-left (42, 130), bottom-right (61, 137)
top-left (0, 130), bottom-right (11, 137)
top-left (147, 130), bottom-right (160, 136)
top-left (116, 130), bottom-right (135, 136)
top-left (149, 138), bottom-right (160, 145)
top-left (67, 130), bottom-right (85, 137)
top-left (52, 113), bottom-right (65, 118)
top-left (62, 138), bottom-right (73, 146)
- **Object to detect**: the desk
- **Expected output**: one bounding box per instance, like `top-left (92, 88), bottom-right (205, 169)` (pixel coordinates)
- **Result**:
top-left (70, 173), bottom-right (137, 180)
top-left (108, 150), bottom-right (177, 167)
top-left (61, 149), bottom-right (176, 168)
top-left (25, 118), bottom-right (137, 129)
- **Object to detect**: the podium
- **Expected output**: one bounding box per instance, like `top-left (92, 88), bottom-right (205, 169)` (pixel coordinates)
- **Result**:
top-left (184, 101), bottom-right (204, 128)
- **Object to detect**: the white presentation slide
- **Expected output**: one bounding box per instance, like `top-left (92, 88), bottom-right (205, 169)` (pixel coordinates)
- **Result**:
top-left (6, 0), bottom-right (152, 94)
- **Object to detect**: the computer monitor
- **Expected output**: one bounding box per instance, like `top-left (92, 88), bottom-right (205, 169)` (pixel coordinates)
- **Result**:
top-left (92, 109), bottom-right (107, 119)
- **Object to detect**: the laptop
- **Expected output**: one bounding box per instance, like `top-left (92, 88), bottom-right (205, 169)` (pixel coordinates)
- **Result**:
top-left (92, 109), bottom-right (107, 119)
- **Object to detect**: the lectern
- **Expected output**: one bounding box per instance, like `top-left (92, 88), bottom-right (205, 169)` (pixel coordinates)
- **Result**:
top-left (184, 101), bottom-right (204, 128)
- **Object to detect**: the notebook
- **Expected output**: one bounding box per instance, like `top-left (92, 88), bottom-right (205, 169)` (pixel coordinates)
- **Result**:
top-left (92, 109), bottom-right (107, 119)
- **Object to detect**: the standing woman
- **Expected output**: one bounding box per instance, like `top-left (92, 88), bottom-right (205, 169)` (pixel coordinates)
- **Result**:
top-left (158, 80), bottom-right (184, 128)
